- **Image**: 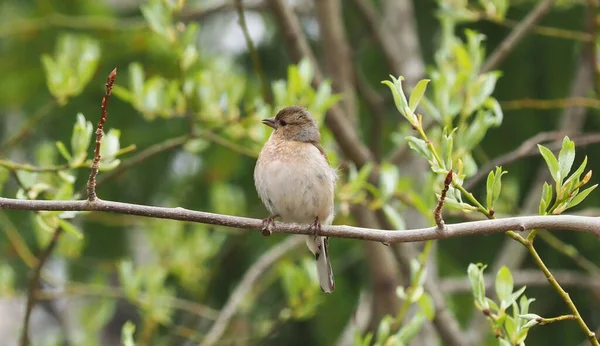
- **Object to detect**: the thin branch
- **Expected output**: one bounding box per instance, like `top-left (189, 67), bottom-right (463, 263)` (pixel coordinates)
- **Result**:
top-left (234, 0), bottom-right (271, 103)
top-left (464, 132), bottom-right (600, 190)
top-left (20, 227), bottom-right (63, 346)
top-left (480, 15), bottom-right (593, 42)
top-left (315, 0), bottom-right (358, 126)
top-left (481, 0), bottom-right (554, 73)
top-left (94, 135), bottom-right (189, 188)
top-left (434, 171), bottom-right (452, 230)
top-left (87, 68), bottom-right (117, 201)
top-left (202, 235), bottom-right (304, 346)
top-left (587, 0), bottom-right (600, 97)
top-left (501, 97), bottom-right (600, 110)
top-left (0, 101), bottom-right (56, 155)
top-left (441, 269), bottom-right (600, 294)
top-left (1, 197), bottom-right (600, 243)
top-left (268, 0), bottom-right (373, 167)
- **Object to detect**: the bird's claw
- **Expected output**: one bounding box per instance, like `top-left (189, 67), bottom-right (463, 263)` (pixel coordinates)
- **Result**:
top-left (308, 217), bottom-right (321, 238)
top-left (261, 214), bottom-right (278, 236)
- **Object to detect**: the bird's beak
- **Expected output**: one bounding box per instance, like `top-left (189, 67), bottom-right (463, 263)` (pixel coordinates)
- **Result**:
top-left (261, 117), bottom-right (276, 129)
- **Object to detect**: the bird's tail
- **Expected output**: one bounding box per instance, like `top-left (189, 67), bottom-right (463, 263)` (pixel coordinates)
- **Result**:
top-left (306, 235), bottom-right (335, 293)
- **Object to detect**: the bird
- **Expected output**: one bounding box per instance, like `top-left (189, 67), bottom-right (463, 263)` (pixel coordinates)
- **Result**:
top-left (254, 106), bottom-right (337, 293)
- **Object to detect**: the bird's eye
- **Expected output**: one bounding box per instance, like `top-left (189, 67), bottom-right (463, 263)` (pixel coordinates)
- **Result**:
top-left (279, 120), bottom-right (287, 126)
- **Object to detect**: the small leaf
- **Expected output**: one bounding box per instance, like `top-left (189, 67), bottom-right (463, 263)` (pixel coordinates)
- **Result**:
top-left (539, 182), bottom-right (552, 215)
top-left (55, 141), bottom-right (72, 161)
top-left (376, 315), bottom-right (393, 344)
top-left (382, 205), bottom-right (406, 230)
top-left (558, 136), bottom-right (575, 180)
top-left (417, 293), bottom-right (435, 320)
top-left (495, 266), bottom-right (513, 306)
top-left (567, 184), bottom-right (598, 210)
top-left (538, 144), bottom-right (561, 183)
top-left (380, 162), bottom-right (400, 200)
top-left (409, 79), bottom-right (430, 112)
top-left (121, 321), bottom-right (137, 346)
top-left (486, 170), bottom-right (495, 210)
top-left (406, 136), bottom-right (435, 162)
top-left (397, 314), bottom-right (425, 343)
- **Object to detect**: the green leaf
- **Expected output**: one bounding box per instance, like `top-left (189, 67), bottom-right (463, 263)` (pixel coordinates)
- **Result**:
top-left (567, 184), bottom-right (598, 210)
top-left (557, 136), bottom-right (575, 181)
top-left (55, 141), bottom-right (72, 161)
top-left (409, 79), bottom-right (430, 112)
top-left (382, 205), bottom-right (406, 230)
top-left (486, 170), bottom-right (495, 210)
top-left (141, 0), bottom-right (175, 42)
top-left (417, 293), bottom-right (435, 320)
top-left (441, 127), bottom-right (456, 170)
top-left (495, 266), bottom-right (513, 307)
top-left (397, 314), bottom-right (425, 343)
top-left (539, 182), bottom-right (553, 215)
top-left (538, 144), bottom-right (561, 183)
top-left (486, 166), bottom-right (506, 211)
top-left (70, 113), bottom-right (93, 164)
top-left (406, 136), bottom-right (434, 163)
top-left (380, 162), bottom-right (400, 200)
top-left (376, 315), bottom-right (393, 344)
top-left (467, 263), bottom-right (486, 306)
top-left (121, 321), bottom-right (136, 346)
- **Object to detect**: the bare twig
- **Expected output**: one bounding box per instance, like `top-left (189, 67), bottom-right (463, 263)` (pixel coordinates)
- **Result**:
top-left (434, 171), bottom-right (452, 230)
top-left (441, 269), bottom-right (600, 294)
top-left (481, 0), bottom-right (554, 73)
top-left (315, 0), bottom-right (358, 126)
top-left (87, 68), bottom-right (117, 201)
top-left (501, 97), bottom-right (600, 110)
top-left (481, 15), bottom-right (593, 42)
top-left (268, 0), bottom-right (373, 166)
top-left (0, 101), bottom-right (56, 155)
top-left (587, 0), bottom-right (600, 97)
top-left (20, 227), bottom-right (63, 346)
top-left (464, 132), bottom-right (600, 190)
top-left (234, 0), bottom-right (271, 103)
top-left (202, 235), bottom-right (304, 346)
top-left (1, 197), bottom-right (600, 243)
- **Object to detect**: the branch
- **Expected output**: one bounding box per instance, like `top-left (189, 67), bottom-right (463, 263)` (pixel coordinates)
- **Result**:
top-left (234, 0), bottom-right (271, 103)
top-left (267, 0), bottom-right (373, 167)
top-left (481, 0), bottom-right (554, 73)
top-left (87, 68), bottom-right (117, 201)
top-left (202, 235), bottom-right (304, 346)
top-left (464, 131), bottom-right (600, 190)
top-left (441, 269), bottom-right (600, 294)
top-left (315, 0), bottom-right (358, 126)
top-left (20, 227), bottom-right (63, 346)
top-left (1, 197), bottom-right (600, 243)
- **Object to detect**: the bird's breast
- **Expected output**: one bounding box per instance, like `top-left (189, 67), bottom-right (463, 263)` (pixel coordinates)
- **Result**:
top-left (255, 140), bottom-right (336, 225)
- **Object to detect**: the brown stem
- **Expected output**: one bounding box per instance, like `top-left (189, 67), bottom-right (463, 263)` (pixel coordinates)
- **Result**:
top-left (20, 227), bottom-right (63, 346)
top-left (87, 68), bottom-right (117, 201)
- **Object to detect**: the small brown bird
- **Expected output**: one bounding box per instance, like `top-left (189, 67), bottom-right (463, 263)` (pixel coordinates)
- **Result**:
top-left (254, 106), bottom-right (337, 293)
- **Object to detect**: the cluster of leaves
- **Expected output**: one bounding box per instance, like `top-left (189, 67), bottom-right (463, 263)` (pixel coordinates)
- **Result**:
top-left (537, 136), bottom-right (597, 215)
top-left (468, 263), bottom-right (538, 346)
top-left (356, 256), bottom-right (435, 346)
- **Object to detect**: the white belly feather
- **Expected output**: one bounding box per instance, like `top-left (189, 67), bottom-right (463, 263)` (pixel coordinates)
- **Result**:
top-left (255, 141), bottom-right (336, 225)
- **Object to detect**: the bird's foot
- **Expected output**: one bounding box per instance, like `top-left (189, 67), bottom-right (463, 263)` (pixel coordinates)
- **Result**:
top-left (308, 217), bottom-right (321, 238)
top-left (261, 214), bottom-right (279, 236)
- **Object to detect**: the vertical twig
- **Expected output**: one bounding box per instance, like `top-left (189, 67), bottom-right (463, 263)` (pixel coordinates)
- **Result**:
top-left (20, 227), bottom-right (63, 346)
top-left (434, 170), bottom-right (452, 231)
top-left (87, 68), bottom-right (117, 201)
top-left (234, 0), bottom-right (271, 103)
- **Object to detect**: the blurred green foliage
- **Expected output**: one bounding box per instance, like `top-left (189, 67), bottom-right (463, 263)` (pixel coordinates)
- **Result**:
top-left (0, 0), bottom-right (598, 345)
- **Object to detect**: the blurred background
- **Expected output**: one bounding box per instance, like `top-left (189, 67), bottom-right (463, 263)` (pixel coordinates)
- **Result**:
top-left (0, 0), bottom-right (599, 345)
